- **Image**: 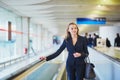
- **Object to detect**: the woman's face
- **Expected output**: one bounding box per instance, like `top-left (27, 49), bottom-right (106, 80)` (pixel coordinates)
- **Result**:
top-left (68, 24), bottom-right (78, 35)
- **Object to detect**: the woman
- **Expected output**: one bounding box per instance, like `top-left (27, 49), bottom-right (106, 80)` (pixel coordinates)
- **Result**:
top-left (40, 22), bottom-right (89, 80)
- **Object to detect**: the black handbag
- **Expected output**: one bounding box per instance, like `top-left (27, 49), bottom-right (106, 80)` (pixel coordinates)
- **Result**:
top-left (85, 57), bottom-right (96, 79)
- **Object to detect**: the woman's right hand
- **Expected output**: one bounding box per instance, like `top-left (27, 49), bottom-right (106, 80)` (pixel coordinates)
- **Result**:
top-left (39, 56), bottom-right (47, 61)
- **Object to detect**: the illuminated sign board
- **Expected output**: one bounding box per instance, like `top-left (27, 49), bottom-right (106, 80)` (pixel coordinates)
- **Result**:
top-left (76, 17), bottom-right (106, 24)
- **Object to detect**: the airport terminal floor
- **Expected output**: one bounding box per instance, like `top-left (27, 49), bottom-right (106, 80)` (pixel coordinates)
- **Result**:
top-left (0, 0), bottom-right (120, 80)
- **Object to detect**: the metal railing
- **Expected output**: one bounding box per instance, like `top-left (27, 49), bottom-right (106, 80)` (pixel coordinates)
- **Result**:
top-left (0, 55), bottom-right (27, 69)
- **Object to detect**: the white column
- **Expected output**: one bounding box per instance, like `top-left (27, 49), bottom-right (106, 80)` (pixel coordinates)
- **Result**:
top-left (47, 31), bottom-right (53, 48)
top-left (22, 17), bottom-right (30, 55)
top-left (32, 24), bottom-right (37, 51)
top-left (44, 29), bottom-right (48, 49)
top-left (15, 16), bottom-right (23, 56)
top-left (41, 27), bottom-right (45, 51)
top-left (37, 24), bottom-right (42, 52)
top-left (41, 27), bottom-right (48, 51)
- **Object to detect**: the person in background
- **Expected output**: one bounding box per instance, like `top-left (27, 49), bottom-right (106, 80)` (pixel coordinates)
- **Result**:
top-left (106, 38), bottom-right (111, 48)
top-left (84, 32), bottom-right (88, 45)
top-left (88, 34), bottom-right (93, 47)
top-left (93, 33), bottom-right (97, 47)
top-left (40, 22), bottom-right (89, 80)
top-left (114, 33), bottom-right (120, 47)
top-left (93, 33), bottom-right (99, 47)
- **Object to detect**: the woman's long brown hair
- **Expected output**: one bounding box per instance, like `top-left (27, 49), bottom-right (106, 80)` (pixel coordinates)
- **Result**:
top-left (65, 22), bottom-right (79, 40)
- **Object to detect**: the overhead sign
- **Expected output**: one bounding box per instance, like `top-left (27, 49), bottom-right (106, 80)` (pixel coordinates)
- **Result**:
top-left (76, 17), bottom-right (106, 24)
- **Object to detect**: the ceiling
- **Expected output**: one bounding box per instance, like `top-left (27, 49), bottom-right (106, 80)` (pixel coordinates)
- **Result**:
top-left (0, 0), bottom-right (120, 35)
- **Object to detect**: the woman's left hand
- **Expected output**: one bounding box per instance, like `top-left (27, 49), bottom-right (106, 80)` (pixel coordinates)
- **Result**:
top-left (73, 52), bottom-right (81, 58)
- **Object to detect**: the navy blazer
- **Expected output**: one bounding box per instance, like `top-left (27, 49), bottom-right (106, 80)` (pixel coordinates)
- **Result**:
top-left (46, 35), bottom-right (89, 64)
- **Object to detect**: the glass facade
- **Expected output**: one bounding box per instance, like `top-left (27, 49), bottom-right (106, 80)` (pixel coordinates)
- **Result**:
top-left (0, 7), bottom-right (22, 61)
top-left (0, 6), bottom-right (52, 63)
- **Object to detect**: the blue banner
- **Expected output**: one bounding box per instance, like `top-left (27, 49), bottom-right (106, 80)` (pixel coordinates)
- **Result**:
top-left (76, 18), bottom-right (106, 24)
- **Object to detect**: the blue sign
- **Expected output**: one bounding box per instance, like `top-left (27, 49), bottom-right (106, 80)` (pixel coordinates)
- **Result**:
top-left (76, 18), bottom-right (106, 24)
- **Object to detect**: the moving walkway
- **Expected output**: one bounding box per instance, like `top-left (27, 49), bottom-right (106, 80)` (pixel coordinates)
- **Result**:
top-left (7, 60), bottom-right (66, 80)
